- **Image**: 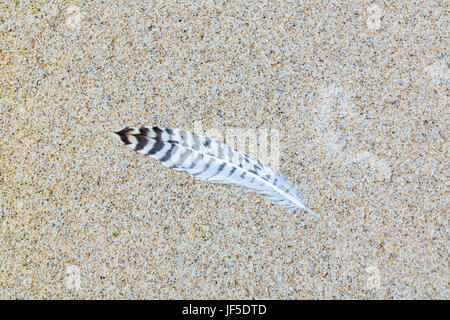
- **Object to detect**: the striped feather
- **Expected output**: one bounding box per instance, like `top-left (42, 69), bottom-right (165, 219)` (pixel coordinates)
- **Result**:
top-left (115, 126), bottom-right (318, 217)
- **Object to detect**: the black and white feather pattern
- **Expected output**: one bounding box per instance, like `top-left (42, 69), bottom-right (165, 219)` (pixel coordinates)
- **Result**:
top-left (115, 126), bottom-right (318, 217)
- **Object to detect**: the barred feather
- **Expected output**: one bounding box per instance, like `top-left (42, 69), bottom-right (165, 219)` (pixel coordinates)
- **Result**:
top-left (115, 126), bottom-right (318, 217)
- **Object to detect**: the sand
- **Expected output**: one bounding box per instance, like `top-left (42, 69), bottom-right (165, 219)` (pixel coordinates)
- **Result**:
top-left (0, 1), bottom-right (447, 299)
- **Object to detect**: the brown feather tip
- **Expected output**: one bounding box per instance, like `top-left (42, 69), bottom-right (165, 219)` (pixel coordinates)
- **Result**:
top-left (114, 127), bottom-right (134, 145)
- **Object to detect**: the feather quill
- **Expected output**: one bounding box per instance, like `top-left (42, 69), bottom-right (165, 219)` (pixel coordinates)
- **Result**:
top-left (114, 126), bottom-right (318, 217)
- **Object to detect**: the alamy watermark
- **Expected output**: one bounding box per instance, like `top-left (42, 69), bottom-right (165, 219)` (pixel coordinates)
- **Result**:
top-left (315, 82), bottom-right (392, 181)
top-left (366, 4), bottom-right (383, 31)
top-left (65, 264), bottom-right (81, 290)
top-left (65, 5), bottom-right (83, 32)
top-left (366, 265), bottom-right (381, 290)
top-left (192, 121), bottom-right (281, 171)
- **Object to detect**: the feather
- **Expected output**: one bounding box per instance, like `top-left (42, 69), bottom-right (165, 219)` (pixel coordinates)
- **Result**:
top-left (114, 126), bottom-right (318, 217)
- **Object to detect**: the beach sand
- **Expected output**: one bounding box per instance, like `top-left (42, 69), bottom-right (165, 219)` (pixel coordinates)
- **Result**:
top-left (0, 1), bottom-right (447, 299)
